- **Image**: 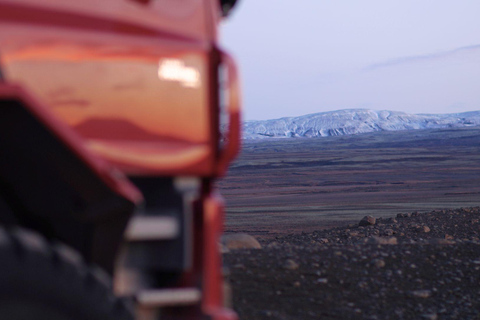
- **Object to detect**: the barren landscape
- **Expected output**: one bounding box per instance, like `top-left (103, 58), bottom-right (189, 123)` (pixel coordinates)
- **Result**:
top-left (224, 207), bottom-right (480, 320)
top-left (219, 127), bottom-right (480, 239)
top-left (218, 127), bottom-right (480, 319)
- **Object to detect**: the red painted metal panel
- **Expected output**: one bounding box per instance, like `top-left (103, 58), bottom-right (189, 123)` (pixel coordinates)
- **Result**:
top-left (202, 193), bottom-right (238, 320)
top-left (0, 0), bottom-right (231, 177)
top-left (0, 0), bottom-right (211, 41)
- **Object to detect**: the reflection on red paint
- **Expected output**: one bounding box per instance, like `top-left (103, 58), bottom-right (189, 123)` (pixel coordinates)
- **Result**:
top-left (158, 58), bottom-right (201, 88)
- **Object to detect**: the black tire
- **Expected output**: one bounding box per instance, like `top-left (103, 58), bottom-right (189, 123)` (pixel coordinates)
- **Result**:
top-left (0, 227), bottom-right (134, 320)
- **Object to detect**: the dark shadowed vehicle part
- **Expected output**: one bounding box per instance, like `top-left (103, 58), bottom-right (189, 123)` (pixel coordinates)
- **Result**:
top-left (0, 84), bottom-right (140, 275)
top-left (0, 227), bottom-right (133, 320)
top-left (220, 0), bottom-right (239, 17)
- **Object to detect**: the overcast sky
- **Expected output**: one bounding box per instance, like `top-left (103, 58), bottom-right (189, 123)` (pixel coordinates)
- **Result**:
top-left (221, 1), bottom-right (480, 120)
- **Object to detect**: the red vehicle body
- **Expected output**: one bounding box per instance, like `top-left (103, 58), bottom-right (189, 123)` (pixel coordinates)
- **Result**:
top-left (0, 0), bottom-right (240, 319)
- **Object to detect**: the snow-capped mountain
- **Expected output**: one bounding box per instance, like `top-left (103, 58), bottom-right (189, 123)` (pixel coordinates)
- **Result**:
top-left (243, 109), bottom-right (480, 139)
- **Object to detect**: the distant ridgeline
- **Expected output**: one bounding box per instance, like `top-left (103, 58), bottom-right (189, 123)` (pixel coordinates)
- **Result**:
top-left (242, 109), bottom-right (480, 140)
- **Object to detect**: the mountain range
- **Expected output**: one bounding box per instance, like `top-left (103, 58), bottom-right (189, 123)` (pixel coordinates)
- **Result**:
top-left (242, 109), bottom-right (480, 139)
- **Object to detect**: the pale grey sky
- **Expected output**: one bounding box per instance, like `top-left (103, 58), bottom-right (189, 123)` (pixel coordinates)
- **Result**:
top-left (221, 1), bottom-right (480, 120)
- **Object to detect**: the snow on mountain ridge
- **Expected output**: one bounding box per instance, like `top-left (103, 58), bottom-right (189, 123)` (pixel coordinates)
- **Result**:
top-left (243, 109), bottom-right (480, 139)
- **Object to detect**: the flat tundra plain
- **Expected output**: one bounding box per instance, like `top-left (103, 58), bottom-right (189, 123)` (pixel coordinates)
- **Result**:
top-left (218, 127), bottom-right (480, 239)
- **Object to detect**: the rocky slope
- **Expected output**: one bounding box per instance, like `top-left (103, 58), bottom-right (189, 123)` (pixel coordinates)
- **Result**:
top-left (224, 207), bottom-right (480, 320)
top-left (243, 109), bottom-right (480, 139)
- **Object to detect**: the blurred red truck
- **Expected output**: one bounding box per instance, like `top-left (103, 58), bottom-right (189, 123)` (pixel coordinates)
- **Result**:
top-left (0, 0), bottom-right (240, 319)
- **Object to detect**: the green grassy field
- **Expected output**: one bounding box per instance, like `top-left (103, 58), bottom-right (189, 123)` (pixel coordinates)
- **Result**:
top-left (218, 127), bottom-right (480, 239)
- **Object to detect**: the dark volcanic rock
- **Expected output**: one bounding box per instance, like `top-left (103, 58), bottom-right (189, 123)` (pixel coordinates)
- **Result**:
top-left (359, 215), bottom-right (376, 226)
top-left (224, 207), bottom-right (480, 320)
top-left (283, 259), bottom-right (299, 270)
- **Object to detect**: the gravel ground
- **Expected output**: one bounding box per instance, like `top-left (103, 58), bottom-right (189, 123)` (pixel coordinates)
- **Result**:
top-left (223, 207), bottom-right (480, 320)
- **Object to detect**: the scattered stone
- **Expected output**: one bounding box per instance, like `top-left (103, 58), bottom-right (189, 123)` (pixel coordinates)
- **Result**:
top-left (221, 233), bottom-right (262, 250)
top-left (384, 229), bottom-right (394, 236)
top-left (398, 212), bottom-right (412, 218)
top-left (390, 218), bottom-right (398, 223)
top-left (409, 290), bottom-right (432, 298)
top-left (283, 259), bottom-right (299, 270)
top-left (266, 241), bottom-right (281, 249)
top-left (414, 225), bottom-right (431, 233)
top-left (359, 216), bottom-right (376, 226)
top-left (365, 236), bottom-right (398, 245)
top-left (374, 259), bottom-right (386, 268)
top-left (427, 239), bottom-right (455, 245)
top-left (225, 207), bottom-right (480, 319)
